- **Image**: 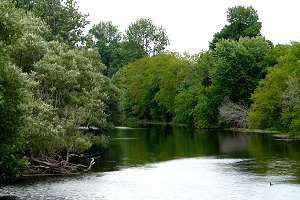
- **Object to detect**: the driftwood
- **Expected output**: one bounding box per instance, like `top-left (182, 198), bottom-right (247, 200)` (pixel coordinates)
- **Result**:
top-left (27, 156), bottom-right (95, 175)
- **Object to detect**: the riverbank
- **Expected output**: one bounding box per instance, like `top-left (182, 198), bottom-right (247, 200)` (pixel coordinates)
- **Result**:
top-left (127, 122), bottom-right (300, 142)
top-left (229, 128), bottom-right (300, 141)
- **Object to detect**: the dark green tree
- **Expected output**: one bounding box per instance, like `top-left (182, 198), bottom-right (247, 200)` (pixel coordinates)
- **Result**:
top-left (109, 41), bottom-right (146, 76)
top-left (0, 46), bottom-right (30, 183)
top-left (88, 21), bottom-right (122, 67)
top-left (88, 21), bottom-right (146, 77)
top-left (209, 6), bottom-right (262, 49)
top-left (211, 36), bottom-right (271, 106)
top-left (0, 0), bottom-right (46, 183)
top-left (125, 18), bottom-right (169, 55)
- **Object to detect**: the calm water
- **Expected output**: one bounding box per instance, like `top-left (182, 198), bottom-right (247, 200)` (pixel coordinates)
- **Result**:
top-left (1, 125), bottom-right (300, 199)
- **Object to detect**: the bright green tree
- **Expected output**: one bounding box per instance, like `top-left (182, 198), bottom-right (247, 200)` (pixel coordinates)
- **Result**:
top-left (248, 42), bottom-right (300, 135)
top-left (173, 52), bottom-right (214, 125)
top-left (115, 53), bottom-right (190, 122)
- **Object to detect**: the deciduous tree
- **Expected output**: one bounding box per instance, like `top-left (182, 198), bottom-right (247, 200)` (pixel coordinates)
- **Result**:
top-left (209, 6), bottom-right (261, 49)
top-left (125, 18), bottom-right (169, 55)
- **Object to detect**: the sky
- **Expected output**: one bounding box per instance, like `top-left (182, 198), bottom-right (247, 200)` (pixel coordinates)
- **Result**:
top-left (76, 0), bottom-right (300, 54)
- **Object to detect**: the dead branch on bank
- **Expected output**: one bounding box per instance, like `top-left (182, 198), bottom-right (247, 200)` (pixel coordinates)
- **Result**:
top-left (27, 156), bottom-right (95, 175)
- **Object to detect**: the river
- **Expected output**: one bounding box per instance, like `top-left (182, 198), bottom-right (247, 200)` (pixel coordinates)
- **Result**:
top-left (1, 125), bottom-right (300, 199)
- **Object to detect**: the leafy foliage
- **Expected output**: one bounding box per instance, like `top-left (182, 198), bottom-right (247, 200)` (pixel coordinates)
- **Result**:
top-left (115, 53), bottom-right (190, 122)
top-left (1, 0), bottom-right (122, 181)
top-left (248, 42), bottom-right (300, 135)
top-left (14, 0), bottom-right (89, 47)
top-left (27, 42), bottom-right (121, 157)
top-left (0, 46), bottom-right (30, 183)
top-left (125, 18), bottom-right (169, 55)
top-left (88, 21), bottom-right (122, 67)
top-left (89, 19), bottom-right (169, 77)
top-left (88, 21), bottom-right (146, 77)
top-left (210, 6), bottom-right (261, 49)
top-left (211, 36), bottom-right (271, 106)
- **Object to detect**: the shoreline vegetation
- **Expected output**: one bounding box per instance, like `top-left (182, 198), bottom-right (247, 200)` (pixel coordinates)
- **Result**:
top-left (2, 1), bottom-right (300, 183)
top-left (128, 121), bottom-right (300, 142)
top-left (22, 126), bottom-right (298, 178)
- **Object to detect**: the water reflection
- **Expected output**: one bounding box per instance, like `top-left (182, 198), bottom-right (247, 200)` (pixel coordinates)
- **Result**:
top-left (2, 125), bottom-right (300, 199)
top-left (95, 125), bottom-right (300, 179)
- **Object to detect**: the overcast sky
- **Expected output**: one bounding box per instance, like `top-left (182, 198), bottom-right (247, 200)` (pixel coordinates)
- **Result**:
top-left (76, 0), bottom-right (300, 54)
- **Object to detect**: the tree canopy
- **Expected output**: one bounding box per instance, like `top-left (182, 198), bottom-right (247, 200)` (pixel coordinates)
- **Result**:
top-left (13, 0), bottom-right (89, 47)
top-left (88, 18), bottom-right (170, 77)
top-left (125, 18), bottom-right (169, 56)
top-left (209, 6), bottom-right (262, 49)
top-left (0, 0), bottom-right (121, 182)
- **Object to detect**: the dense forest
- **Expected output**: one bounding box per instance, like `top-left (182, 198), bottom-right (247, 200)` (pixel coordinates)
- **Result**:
top-left (1, 0), bottom-right (300, 183)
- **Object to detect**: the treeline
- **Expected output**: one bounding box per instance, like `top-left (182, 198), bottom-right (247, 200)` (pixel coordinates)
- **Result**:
top-left (1, 1), bottom-right (300, 183)
top-left (114, 6), bottom-right (300, 137)
top-left (0, 0), bottom-right (123, 183)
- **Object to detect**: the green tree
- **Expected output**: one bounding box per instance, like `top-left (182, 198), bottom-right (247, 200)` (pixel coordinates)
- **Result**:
top-left (211, 36), bottom-right (271, 106)
top-left (88, 21), bottom-right (122, 67)
top-left (209, 6), bottom-right (261, 49)
top-left (14, 0), bottom-right (89, 47)
top-left (125, 18), bottom-right (169, 55)
top-left (1, 0), bottom-right (49, 73)
top-left (28, 41), bottom-right (121, 160)
top-left (174, 51), bottom-right (214, 126)
top-left (109, 41), bottom-right (146, 76)
top-left (248, 42), bottom-right (300, 135)
top-left (88, 21), bottom-right (146, 77)
top-left (115, 53), bottom-right (190, 122)
top-left (0, 0), bottom-right (48, 183)
top-left (0, 46), bottom-right (30, 183)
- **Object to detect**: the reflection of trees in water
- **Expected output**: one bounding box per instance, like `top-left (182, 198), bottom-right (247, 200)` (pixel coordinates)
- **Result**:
top-left (219, 132), bottom-right (250, 156)
top-left (93, 126), bottom-right (300, 183)
top-left (232, 135), bottom-right (300, 180)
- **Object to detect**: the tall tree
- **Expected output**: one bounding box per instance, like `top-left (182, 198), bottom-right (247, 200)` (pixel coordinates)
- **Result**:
top-left (0, 0), bottom-right (47, 183)
top-left (209, 6), bottom-right (262, 49)
top-left (211, 36), bottom-right (271, 106)
top-left (88, 21), bottom-right (147, 77)
top-left (14, 0), bottom-right (89, 47)
top-left (27, 41), bottom-right (121, 161)
top-left (88, 21), bottom-right (122, 67)
top-left (125, 18), bottom-right (169, 55)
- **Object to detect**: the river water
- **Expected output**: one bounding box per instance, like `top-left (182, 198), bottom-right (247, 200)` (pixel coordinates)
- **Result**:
top-left (1, 125), bottom-right (300, 199)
